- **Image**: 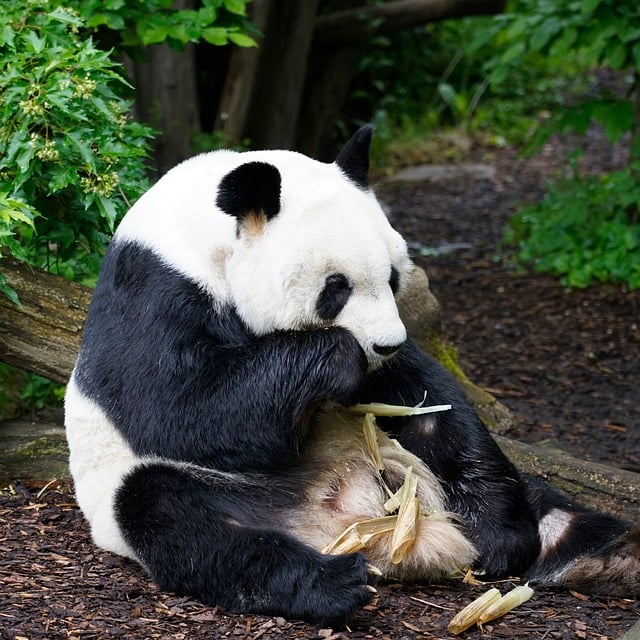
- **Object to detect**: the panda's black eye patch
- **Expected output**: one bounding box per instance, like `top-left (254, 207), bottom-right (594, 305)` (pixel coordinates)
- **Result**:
top-left (389, 266), bottom-right (400, 294)
top-left (316, 273), bottom-right (352, 321)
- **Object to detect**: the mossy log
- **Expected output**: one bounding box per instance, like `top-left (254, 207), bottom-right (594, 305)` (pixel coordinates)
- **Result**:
top-left (0, 258), bottom-right (638, 520)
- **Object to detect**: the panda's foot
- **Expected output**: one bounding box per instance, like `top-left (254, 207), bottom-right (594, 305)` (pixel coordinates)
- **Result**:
top-left (284, 552), bottom-right (378, 625)
top-left (528, 526), bottom-right (640, 597)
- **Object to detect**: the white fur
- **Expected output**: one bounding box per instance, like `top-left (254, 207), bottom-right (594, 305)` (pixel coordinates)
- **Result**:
top-left (538, 507), bottom-right (574, 556)
top-left (65, 374), bottom-right (138, 559)
top-left (115, 149), bottom-right (413, 364)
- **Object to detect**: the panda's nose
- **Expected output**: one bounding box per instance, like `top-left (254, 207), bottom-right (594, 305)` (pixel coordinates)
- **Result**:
top-left (373, 342), bottom-right (404, 358)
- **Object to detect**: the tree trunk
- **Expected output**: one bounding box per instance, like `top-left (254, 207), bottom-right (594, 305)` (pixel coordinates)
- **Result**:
top-left (214, 0), bottom-right (272, 146)
top-left (243, 0), bottom-right (321, 150)
top-left (1, 258), bottom-right (638, 520)
top-left (125, 0), bottom-right (200, 173)
top-left (296, 44), bottom-right (363, 160)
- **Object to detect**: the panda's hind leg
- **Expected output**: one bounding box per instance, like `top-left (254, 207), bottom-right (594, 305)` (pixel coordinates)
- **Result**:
top-left (115, 461), bottom-right (376, 624)
top-left (524, 476), bottom-right (640, 596)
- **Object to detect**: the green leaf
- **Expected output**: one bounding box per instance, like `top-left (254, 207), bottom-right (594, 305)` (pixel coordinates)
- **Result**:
top-left (139, 24), bottom-right (169, 46)
top-left (550, 26), bottom-right (578, 56)
top-left (0, 273), bottom-right (22, 308)
top-left (16, 145), bottom-right (34, 174)
top-left (529, 18), bottom-right (562, 53)
top-left (24, 30), bottom-right (45, 54)
top-left (620, 25), bottom-right (640, 44)
top-left (95, 194), bottom-right (119, 232)
top-left (593, 100), bottom-right (635, 143)
top-left (437, 82), bottom-right (457, 108)
top-left (228, 32), bottom-right (256, 47)
top-left (223, 0), bottom-right (247, 16)
top-left (501, 41), bottom-right (526, 64)
top-left (197, 5), bottom-right (218, 25)
top-left (0, 25), bottom-right (15, 48)
top-left (606, 41), bottom-right (628, 69)
top-left (488, 64), bottom-right (510, 85)
top-left (67, 133), bottom-right (97, 167)
top-left (87, 13), bottom-right (125, 30)
top-left (201, 27), bottom-right (229, 46)
top-left (167, 24), bottom-right (190, 44)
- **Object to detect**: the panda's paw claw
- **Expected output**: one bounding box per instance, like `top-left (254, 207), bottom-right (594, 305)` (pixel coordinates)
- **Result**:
top-left (304, 552), bottom-right (376, 624)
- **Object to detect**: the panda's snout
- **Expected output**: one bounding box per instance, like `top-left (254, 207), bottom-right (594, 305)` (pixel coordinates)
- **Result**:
top-left (373, 341), bottom-right (404, 358)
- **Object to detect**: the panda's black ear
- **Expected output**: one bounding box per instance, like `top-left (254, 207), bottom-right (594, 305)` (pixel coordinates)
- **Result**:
top-left (216, 161), bottom-right (281, 229)
top-left (335, 124), bottom-right (373, 189)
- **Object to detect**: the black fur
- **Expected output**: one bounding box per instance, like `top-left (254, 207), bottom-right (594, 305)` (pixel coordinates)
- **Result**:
top-left (316, 273), bottom-right (353, 321)
top-left (523, 476), bottom-right (632, 585)
top-left (389, 266), bottom-right (400, 294)
top-left (216, 161), bottom-right (281, 222)
top-left (335, 124), bottom-right (373, 189)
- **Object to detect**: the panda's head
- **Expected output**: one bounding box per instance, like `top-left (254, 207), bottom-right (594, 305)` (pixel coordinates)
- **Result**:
top-left (220, 126), bottom-right (413, 367)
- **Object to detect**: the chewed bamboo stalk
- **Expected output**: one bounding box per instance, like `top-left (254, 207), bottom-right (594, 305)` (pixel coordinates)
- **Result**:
top-left (363, 413), bottom-right (385, 473)
top-left (477, 584), bottom-right (534, 625)
top-left (447, 584), bottom-right (535, 634)
top-left (323, 408), bottom-right (450, 566)
top-left (322, 515), bottom-right (398, 555)
top-left (344, 402), bottom-right (452, 417)
top-left (447, 588), bottom-right (502, 634)
top-left (390, 467), bottom-right (419, 564)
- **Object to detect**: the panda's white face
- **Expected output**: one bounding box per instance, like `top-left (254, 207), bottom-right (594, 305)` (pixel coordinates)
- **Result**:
top-left (225, 156), bottom-right (413, 367)
top-left (115, 126), bottom-right (413, 366)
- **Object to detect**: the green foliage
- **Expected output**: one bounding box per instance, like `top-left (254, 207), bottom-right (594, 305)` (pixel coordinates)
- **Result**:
top-left (0, 195), bottom-right (39, 303)
top-left (0, 362), bottom-right (64, 419)
top-left (478, 0), bottom-right (640, 84)
top-left (363, 1), bottom-right (640, 290)
top-left (480, 0), bottom-right (640, 154)
top-left (74, 0), bottom-right (256, 52)
top-left (0, 0), bottom-right (156, 289)
top-left (20, 371), bottom-right (66, 413)
top-left (483, 0), bottom-right (640, 290)
top-left (354, 16), bottom-right (588, 169)
top-left (506, 160), bottom-right (640, 289)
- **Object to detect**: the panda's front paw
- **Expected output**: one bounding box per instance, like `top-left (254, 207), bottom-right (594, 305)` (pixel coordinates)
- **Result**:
top-left (322, 327), bottom-right (368, 406)
top-left (291, 552), bottom-right (377, 625)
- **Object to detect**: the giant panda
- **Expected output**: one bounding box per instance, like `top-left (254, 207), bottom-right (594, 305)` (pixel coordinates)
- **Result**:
top-left (65, 125), bottom-right (640, 624)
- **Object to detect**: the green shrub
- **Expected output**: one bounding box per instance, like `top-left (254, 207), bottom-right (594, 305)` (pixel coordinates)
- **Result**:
top-left (0, 0), bottom-right (156, 298)
top-left (76, 0), bottom-right (255, 52)
top-left (506, 160), bottom-right (640, 289)
top-left (482, 0), bottom-right (640, 290)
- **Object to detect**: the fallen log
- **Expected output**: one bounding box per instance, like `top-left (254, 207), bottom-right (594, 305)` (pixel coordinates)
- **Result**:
top-left (0, 258), bottom-right (638, 519)
top-left (314, 0), bottom-right (507, 48)
top-left (0, 259), bottom-right (90, 384)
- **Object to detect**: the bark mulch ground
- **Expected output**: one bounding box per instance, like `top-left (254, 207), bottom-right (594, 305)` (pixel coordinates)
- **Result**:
top-left (1, 134), bottom-right (639, 639)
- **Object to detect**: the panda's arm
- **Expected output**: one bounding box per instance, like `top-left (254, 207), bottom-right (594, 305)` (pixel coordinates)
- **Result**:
top-left (74, 242), bottom-right (366, 472)
top-left (360, 338), bottom-right (540, 577)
